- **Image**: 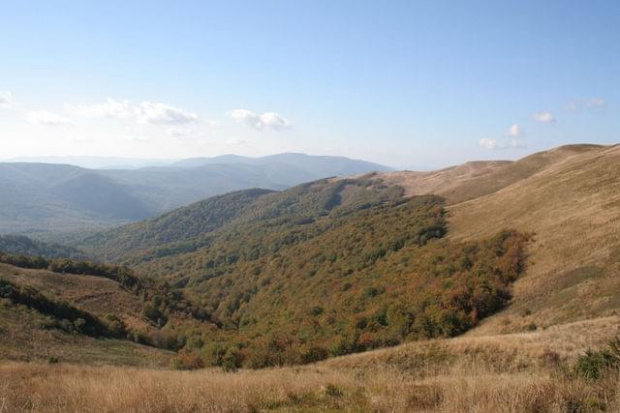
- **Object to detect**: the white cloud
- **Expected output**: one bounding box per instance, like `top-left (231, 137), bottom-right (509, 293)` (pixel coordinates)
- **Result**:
top-left (531, 111), bottom-right (555, 123)
top-left (228, 109), bottom-right (291, 131)
top-left (72, 99), bottom-right (200, 125)
top-left (72, 99), bottom-right (135, 119)
top-left (137, 101), bottom-right (199, 125)
top-left (479, 138), bottom-right (498, 149)
top-left (506, 124), bottom-right (524, 137)
top-left (0, 91), bottom-right (15, 109)
top-left (26, 110), bottom-right (73, 126)
top-left (479, 138), bottom-right (526, 150)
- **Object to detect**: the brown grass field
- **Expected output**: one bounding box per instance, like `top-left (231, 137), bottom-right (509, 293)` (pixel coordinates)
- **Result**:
top-left (2, 317), bottom-right (620, 412)
top-left (2, 144), bottom-right (620, 411)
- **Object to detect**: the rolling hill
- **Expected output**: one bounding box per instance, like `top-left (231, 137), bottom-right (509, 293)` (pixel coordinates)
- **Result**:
top-left (67, 143), bottom-right (620, 366)
top-left (74, 176), bottom-right (528, 367)
top-left (0, 154), bottom-right (391, 233)
top-left (373, 144), bottom-right (620, 331)
top-left (2, 144), bottom-right (620, 412)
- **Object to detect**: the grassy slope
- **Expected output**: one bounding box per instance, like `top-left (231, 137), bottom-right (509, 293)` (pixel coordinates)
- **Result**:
top-left (0, 263), bottom-right (151, 332)
top-left (329, 144), bottom-right (620, 364)
top-left (0, 263), bottom-right (177, 366)
top-left (372, 144), bottom-right (620, 332)
top-left (379, 144), bottom-right (604, 203)
top-left (448, 144), bottom-right (620, 333)
top-left (0, 305), bottom-right (171, 367)
top-left (2, 316), bottom-right (620, 413)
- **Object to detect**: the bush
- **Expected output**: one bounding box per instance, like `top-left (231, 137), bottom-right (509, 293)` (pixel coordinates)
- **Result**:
top-left (301, 346), bottom-right (329, 364)
top-left (172, 349), bottom-right (205, 370)
top-left (221, 348), bottom-right (244, 372)
top-left (574, 348), bottom-right (619, 381)
top-left (324, 383), bottom-right (344, 398)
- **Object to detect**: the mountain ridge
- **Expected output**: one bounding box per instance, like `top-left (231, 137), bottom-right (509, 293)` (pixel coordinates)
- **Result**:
top-left (0, 153), bottom-right (392, 233)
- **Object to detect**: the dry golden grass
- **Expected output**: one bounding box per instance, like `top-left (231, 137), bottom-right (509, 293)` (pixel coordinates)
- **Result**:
top-left (447, 144), bottom-right (620, 333)
top-left (0, 264), bottom-right (173, 367)
top-left (0, 303), bottom-right (172, 367)
top-left (0, 263), bottom-right (150, 333)
top-left (1, 359), bottom-right (618, 412)
top-left (2, 315), bottom-right (619, 412)
top-left (379, 144), bottom-right (606, 204)
top-left (323, 316), bottom-right (620, 373)
top-left (377, 144), bottom-right (620, 333)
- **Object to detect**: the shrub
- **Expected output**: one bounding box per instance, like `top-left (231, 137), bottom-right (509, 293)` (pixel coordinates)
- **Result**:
top-left (172, 349), bottom-right (205, 370)
top-left (574, 349), bottom-right (619, 381)
top-left (221, 348), bottom-right (244, 372)
top-left (301, 346), bottom-right (329, 364)
top-left (324, 383), bottom-right (344, 398)
top-left (309, 306), bottom-right (324, 316)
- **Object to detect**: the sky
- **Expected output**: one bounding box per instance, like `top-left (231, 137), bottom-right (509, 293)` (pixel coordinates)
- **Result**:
top-left (0, 0), bottom-right (618, 169)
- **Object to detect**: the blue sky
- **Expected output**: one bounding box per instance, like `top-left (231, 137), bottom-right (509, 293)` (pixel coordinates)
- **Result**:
top-left (0, 1), bottom-right (618, 168)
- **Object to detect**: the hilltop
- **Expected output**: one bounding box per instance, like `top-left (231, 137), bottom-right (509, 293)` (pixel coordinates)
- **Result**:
top-left (366, 144), bottom-right (620, 331)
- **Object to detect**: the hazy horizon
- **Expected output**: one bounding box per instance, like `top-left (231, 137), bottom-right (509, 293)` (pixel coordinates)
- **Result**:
top-left (0, 152), bottom-right (445, 170)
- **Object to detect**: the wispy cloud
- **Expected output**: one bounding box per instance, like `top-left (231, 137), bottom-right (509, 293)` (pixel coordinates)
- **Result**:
top-left (26, 110), bottom-right (73, 126)
top-left (0, 91), bottom-right (15, 109)
top-left (72, 98), bottom-right (200, 125)
top-left (531, 111), bottom-right (555, 124)
top-left (564, 97), bottom-right (606, 113)
top-left (586, 97), bottom-right (606, 108)
top-left (479, 138), bottom-right (526, 150)
top-left (228, 109), bottom-right (291, 131)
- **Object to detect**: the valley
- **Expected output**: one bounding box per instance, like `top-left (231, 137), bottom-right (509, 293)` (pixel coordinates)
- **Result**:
top-left (1, 144), bottom-right (619, 412)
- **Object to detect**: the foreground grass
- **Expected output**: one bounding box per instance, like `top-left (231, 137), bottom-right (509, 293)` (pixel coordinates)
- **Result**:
top-left (2, 316), bottom-right (620, 412)
top-left (1, 360), bottom-right (618, 412)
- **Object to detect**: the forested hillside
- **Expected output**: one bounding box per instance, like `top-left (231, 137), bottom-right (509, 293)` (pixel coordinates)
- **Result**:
top-left (0, 234), bottom-right (87, 259)
top-left (75, 178), bottom-right (528, 368)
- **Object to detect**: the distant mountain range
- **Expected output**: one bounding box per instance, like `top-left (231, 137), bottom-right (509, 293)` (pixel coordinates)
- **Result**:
top-left (0, 153), bottom-right (391, 233)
